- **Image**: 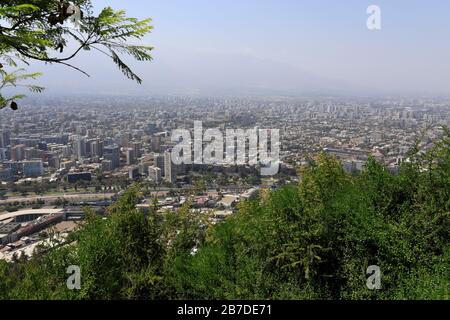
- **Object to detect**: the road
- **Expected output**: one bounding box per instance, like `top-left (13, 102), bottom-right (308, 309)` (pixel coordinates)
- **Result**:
top-left (0, 193), bottom-right (116, 205)
top-left (0, 185), bottom-right (259, 205)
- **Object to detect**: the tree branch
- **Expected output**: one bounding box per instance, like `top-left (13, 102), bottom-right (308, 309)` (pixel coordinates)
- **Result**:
top-left (55, 61), bottom-right (90, 77)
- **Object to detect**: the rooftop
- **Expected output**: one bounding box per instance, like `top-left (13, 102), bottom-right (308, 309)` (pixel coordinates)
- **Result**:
top-left (0, 209), bottom-right (64, 222)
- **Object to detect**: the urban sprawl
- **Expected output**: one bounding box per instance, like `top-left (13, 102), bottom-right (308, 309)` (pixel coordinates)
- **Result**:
top-left (1, 95), bottom-right (449, 262)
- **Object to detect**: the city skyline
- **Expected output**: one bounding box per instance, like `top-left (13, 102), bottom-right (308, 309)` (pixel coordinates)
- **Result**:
top-left (1, 0), bottom-right (449, 304)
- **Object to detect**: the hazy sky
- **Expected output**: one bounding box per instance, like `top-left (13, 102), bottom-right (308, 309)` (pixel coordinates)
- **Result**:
top-left (32, 0), bottom-right (450, 97)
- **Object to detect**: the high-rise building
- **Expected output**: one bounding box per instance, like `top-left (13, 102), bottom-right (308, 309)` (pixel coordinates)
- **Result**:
top-left (62, 145), bottom-right (72, 158)
top-left (74, 137), bottom-right (86, 160)
top-left (148, 166), bottom-right (162, 184)
top-left (23, 160), bottom-right (44, 177)
top-left (104, 144), bottom-right (120, 170)
top-left (85, 139), bottom-right (93, 157)
top-left (0, 131), bottom-right (11, 148)
top-left (11, 144), bottom-right (25, 161)
top-left (154, 154), bottom-right (165, 173)
top-left (90, 140), bottom-right (104, 158)
top-left (126, 148), bottom-right (136, 165)
top-left (164, 151), bottom-right (176, 183)
top-left (130, 141), bottom-right (142, 159)
top-left (0, 148), bottom-right (9, 161)
top-left (151, 135), bottom-right (162, 152)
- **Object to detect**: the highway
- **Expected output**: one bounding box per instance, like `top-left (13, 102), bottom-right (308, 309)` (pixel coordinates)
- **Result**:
top-left (0, 185), bottom-right (260, 206)
top-left (0, 193), bottom-right (116, 205)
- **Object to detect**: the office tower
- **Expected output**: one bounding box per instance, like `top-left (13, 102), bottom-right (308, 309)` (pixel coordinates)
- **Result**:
top-left (0, 131), bottom-right (11, 148)
top-left (130, 141), bottom-right (142, 159)
top-left (11, 144), bottom-right (25, 161)
top-left (23, 160), bottom-right (44, 177)
top-left (74, 137), bottom-right (86, 160)
top-left (151, 135), bottom-right (162, 152)
top-left (154, 154), bottom-right (165, 172)
top-left (148, 166), bottom-right (162, 184)
top-left (126, 148), bottom-right (136, 165)
top-left (164, 151), bottom-right (176, 183)
top-left (104, 144), bottom-right (120, 170)
top-left (62, 145), bottom-right (72, 158)
top-left (0, 148), bottom-right (8, 161)
top-left (98, 141), bottom-right (104, 157)
top-left (85, 139), bottom-right (92, 157)
top-left (89, 140), bottom-right (97, 157)
top-left (90, 140), bottom-right (104, 158)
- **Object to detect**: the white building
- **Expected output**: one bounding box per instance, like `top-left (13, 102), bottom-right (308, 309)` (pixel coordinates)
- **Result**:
top-left (148, 166), bottom-right (162, 184)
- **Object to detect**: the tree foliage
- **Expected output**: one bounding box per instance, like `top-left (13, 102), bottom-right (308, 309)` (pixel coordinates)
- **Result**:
top-left (0, 0), bottom-right (153, 110)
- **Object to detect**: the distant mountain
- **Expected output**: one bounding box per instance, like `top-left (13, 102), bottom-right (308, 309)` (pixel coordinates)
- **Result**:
top-left (34, 49), bottom-right (361, 97)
